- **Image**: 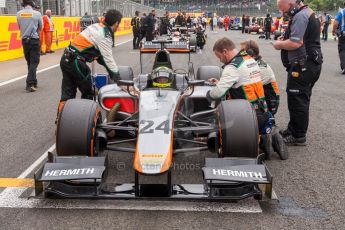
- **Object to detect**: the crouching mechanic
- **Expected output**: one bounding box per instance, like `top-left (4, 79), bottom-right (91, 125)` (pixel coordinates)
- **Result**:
top-left (240, 40), bottom-right (280, 116)
top-left (207, 37), bottom-right (269, 132)
top-left (207, 38), bottom-right (276, 158)
top-left (57, 9), bottom-right (122, 113)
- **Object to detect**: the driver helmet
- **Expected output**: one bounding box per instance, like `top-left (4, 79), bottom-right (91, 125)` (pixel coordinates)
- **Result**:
top-left (151, 67), bottom-right (174, 88)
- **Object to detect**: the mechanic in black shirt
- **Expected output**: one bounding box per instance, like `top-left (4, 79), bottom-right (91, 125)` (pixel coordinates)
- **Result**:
top-left (264, 14), bottom-right (272, 40)
top-left (175, 12), bottom-right (185, 27)
top-left (160, 11), bottom-right (171, 35)
top-left (273, 0), bottom-right (322, 146)
top-left (145, 10), bottom-right (156, 41)
top-left (131, 11), bottom-right (141, 49)
top-left (140, 13), bottom-right (147, 42)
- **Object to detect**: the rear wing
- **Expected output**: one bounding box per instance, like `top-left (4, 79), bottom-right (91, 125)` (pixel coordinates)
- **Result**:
top-left (140, 41), bottom-right (191, 53)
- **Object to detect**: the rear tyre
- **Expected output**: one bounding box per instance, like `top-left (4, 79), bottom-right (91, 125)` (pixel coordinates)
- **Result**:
top-left (56, 99), bottom-right (102, 156)
top-left (196, 66), bottom-right (222, 81)
top-left (217, 100), bottom-right (259, 158)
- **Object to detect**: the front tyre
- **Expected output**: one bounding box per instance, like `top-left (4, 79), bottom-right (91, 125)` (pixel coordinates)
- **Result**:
top-left (56, 99), bottom-right (102, 156)
top-left (217, 100), bottom-right (259, 158)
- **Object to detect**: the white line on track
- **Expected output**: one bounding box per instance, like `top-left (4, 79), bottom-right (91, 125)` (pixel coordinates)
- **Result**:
top-left (0, 39), bottom-right (133, 87)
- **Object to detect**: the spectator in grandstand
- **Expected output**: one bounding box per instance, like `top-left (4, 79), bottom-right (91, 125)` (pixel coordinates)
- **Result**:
top-left (146, 10), bottom-right (156, 41)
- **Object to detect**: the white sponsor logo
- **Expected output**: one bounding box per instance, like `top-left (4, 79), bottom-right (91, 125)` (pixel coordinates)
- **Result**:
top-left (44, 168), bottom-right (95, 177)
top-left (212, 169), bottom-right (263, 179)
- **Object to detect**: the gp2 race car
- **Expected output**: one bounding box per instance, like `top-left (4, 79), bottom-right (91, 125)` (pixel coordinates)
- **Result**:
top-left (141, 27), bottom-right (198, 53)
top-left (34, 40), bottom-right (274, 201)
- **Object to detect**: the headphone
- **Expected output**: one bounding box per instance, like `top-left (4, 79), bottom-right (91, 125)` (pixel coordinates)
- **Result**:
top-left (287, 0), bottom-right (307, 17)
top-left (246, 40), bottom-right (254, 56)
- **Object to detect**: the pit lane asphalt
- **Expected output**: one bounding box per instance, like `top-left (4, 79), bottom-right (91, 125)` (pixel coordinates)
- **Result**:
top-left (0, 30), bottom-right (344, 229)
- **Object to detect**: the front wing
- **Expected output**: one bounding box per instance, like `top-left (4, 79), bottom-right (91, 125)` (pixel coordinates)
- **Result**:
top-left (34, 153), bottom-right (274, 201)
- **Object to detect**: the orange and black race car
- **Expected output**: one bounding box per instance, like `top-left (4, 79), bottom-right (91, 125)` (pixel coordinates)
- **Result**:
top-left (34, 40), bottom-right (275, 201)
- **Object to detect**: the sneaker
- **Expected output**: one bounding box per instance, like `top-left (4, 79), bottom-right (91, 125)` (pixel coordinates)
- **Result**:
top-left (283, 135), bottom-right (306, 146)
top-left (26, 86), bottom-right (37, 93)
top-left (279, 128), bottom-right (292, 137)
top-left (341, 69), bottom-right (345, 74)
top-left (40, 52), bottom-right (46, 55)
top-left (47, 50), bottom-right (55, 54)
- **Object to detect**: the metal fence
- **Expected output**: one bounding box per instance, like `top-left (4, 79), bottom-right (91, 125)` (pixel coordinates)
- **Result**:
top-left (0, 0), bottom-right (164, 17)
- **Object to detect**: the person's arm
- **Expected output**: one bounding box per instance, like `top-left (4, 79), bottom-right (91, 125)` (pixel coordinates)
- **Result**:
top-left (96, 30), bottom-right (120, 81)
top-left (206, 65), bottom-right (240, 101)
top-left (273, 11), bottom-right (308, 51)
top-left (333, 12), bottom-right (342, 35)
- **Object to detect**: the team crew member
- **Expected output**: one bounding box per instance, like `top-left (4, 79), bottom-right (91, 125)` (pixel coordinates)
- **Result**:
top-left (17, 0), bottom-right (42, 93)
top-left (42, 9), bottom-right (55, 54)
top-left (58, 9), bottom-right (122, 113)
top-left (333, 4), bottom-right (345, 74)
top-left (131, 11), bottom-right (141, 49)
top-left (322, 12), bottom-right (330, 41)
top-left (264, 14), bottom-right (272, 39)
top-left (145, 10), bottom-right (156, 41)
top-left (160, 11), bottom-right (171, 35)
top-left (274, 0), bottom-right (322, 145)
top-left (240, 40), bottom-right (280, 115)
top-left (206, 37), bottom-right (268, 131)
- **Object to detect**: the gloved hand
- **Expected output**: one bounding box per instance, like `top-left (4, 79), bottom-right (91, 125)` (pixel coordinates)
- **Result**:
top-left (110, 71), bottom-right (121, 82)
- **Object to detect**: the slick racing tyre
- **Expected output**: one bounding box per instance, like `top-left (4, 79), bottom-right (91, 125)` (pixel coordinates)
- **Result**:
top-left (56, 99), bottom-right (102, 156)
top-left (196, 66), bottom-right (222, 81)
top-left (216, 100), bottom-right (259, 158)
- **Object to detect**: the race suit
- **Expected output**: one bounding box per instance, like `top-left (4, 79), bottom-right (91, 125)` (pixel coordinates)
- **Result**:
top-left (206, 51), bottom-right (268, 130)
top-left (59, 22), bottom-right (119, 104)
top-left (256, 56), bottom-right (280, 115)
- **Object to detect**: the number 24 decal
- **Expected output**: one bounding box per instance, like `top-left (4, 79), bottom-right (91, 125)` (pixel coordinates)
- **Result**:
top-left (140, 120), bottom-right (170, 134)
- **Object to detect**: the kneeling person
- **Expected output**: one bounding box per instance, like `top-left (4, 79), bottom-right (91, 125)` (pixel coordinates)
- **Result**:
top-left (240, 40), bottom-right (280, 116)
top-left (207, 37), bottom-right (268, 131)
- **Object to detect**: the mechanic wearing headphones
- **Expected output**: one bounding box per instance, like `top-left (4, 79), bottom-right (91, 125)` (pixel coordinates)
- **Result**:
top-left (333, 3), bottom-right (345, 74)
top-left (273, 0), bottom-right (322, 146)
top-left (241, 40), bottom-right (280, 116)
top-left (16, 0), bottom-right (42, 93)
top-left (57, 9), bottom-right (122, 115)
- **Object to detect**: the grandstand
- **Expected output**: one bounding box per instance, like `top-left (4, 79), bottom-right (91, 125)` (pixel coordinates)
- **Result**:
top-left (137, 0), bottom-right (278, 16)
